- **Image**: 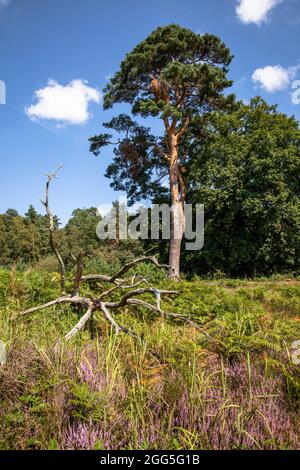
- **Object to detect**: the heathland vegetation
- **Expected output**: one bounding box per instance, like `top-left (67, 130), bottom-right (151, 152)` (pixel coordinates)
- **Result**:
top-left (0, 25), bottom-right (300, 450)
top-left (0, 269), bottom-right (300, 449)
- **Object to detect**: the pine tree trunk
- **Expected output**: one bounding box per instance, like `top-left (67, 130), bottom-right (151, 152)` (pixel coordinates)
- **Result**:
top-left (169, 215), bottom-right (183, 278)
top-left (168, 135), bottom-right (185, 278)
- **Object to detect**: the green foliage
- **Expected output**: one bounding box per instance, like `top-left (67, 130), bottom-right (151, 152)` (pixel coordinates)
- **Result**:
top-left (69, 382), bottom-right (105, 421)
top-left (0, 270), bottom-right (300, 449)
top-left (0, 205), bottom-right (144, 274)
top-left (0, 207), bottom-right (50, 266)
top-left (103, 24), bottom-right (233, 114)
top-left (62, 207), bottom-right (101, 258)
top-left (89, 24), bottom-right (233, 204)
top-left (90, 115), bottom-right (166, 204)
top-left (185, 97), bottom-right (300, 276)
top-left (88, 26), bottom-right (300, 277)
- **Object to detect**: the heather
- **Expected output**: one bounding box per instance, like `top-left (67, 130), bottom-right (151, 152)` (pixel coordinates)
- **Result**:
top-left (0, 269), bottom-right (299, 449)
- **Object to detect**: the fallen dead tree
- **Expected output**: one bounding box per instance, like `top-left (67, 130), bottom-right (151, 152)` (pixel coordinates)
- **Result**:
top-left (19, 166), bottom-right (202, 341)
top-left (19, 253), bottom-right (205, 341)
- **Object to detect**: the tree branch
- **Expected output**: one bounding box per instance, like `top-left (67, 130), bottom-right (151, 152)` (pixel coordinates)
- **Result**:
top-left (64, 304), bottom-right (94, 341)
top-left (81, 274), bottom-right (112, 283)
top-left (41, 164), bottom-right (66, 292)
top-left (126, 298), bottom-right (210, 335)
top-left (82, 257), bottom-right (174, 284)
top-left (104, 287), bottom-right (177, 309)
top-left (20, 296), bottom-right (91, 317)
top-left (109, 256), bottom-right (173, 283)
top-left (152, 143), bottom-right (170, 162)
top-left (99, 303), bottom-right (137, 337)
top-left (176, 117), bottom-right (190, 140)
top-left (97, 277), bottom-right (149, 300)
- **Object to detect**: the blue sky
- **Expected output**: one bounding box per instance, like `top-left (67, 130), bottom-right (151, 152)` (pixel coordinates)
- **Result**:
top-left (0, 0), bottom-right (299, 224)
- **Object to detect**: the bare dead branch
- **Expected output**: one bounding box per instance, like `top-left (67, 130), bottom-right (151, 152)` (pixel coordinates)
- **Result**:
top-left (119, 277), bottom-right (150, 289)
top-left (98, 277), bottom-right (151, 301)
top-left (81, 256), bottom-right (174, 285)
top-left (97, 283), bottom-right (126, 300)
top-left (99, 302), bottom-right (121, 334)
top-left (126, 298), bottom-right (210, 336)
top-left (99, 303), bottom-right (137, 337)
top-left (64, 304), bottom-right (94, 341)
top-left (20, 296), bottom-right (91, 317)
top-left (109, 256), bottom-right (173, 283)
top-left (126, 298), bottom-right (162, 314)
top-left (41, 164), bottom-right (66, 292)
top-left (104, 287), bottom-right (177, 309)
top-left (97, 277), bottom-right (141, 300)
top-left (81, 274), bottom-right (112, 283)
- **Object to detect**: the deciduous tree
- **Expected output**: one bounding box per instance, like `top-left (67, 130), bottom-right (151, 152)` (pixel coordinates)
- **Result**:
top-left (187, 98), bottom-right (300, 276)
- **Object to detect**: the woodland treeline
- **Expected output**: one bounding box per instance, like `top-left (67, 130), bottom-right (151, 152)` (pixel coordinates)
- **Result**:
top-left (2, 25), bottom-right (300, 278)
top-left (1, 98), bottom-right (300, 277)
top-left (0, 206), bottom-right (100, 268)
top-left (89, 25), bottom-right (300, 278)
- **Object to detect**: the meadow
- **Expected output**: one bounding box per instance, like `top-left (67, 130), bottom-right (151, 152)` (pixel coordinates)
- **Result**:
top-left (0, 266), bottom-right (300, 450)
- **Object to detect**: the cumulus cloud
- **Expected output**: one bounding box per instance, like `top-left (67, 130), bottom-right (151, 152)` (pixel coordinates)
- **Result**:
top-left (26, 79), bottom-right (101, 126)
top-left (252, 65), bottom-right (299, 92)
top-left (236, 0), bottom-right (283, 25)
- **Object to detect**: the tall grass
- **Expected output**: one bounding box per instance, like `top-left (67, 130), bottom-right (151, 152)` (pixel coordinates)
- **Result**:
top-left (0, 269), bottom-right (299, 449)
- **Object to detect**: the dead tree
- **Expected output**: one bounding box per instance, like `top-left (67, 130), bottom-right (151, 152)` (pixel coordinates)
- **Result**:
top-left (41, 165), bottom-right (66, 292)
top-left (19, 167), bottom-right (202, 341)
top-left (19, 254), bottom-right (204, 341)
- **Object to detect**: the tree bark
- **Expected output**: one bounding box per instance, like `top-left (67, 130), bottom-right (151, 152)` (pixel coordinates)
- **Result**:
top-left (42, 165), bottom-right (66, 292)
top-left (168, 134), bottom-right (185, 279)
top-left (168, 232), bottom-right (182, 279)
top-left (19, 254), bottom-right (204, 341)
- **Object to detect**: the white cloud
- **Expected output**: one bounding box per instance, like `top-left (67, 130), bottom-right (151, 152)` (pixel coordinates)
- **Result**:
top-left (26, 79), bottom-right (101, 126)
top-left (0, 0), bottom-right (10, 9)
top-left (236, 0), bottom-right (283, 25)
top-left (252, 65), bottom-right (298, 92)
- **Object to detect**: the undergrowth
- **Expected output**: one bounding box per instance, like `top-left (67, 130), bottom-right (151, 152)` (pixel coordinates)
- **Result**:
top-left (0, 268), bottom-right (299, 449)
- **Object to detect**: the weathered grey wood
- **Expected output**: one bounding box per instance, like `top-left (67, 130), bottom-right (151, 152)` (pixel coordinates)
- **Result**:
top-left (64, 304), bottom-right (94, 341)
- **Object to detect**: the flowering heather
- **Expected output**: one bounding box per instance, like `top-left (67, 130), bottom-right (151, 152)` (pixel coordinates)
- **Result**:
top-left (1, 273), bottom-right (300, 450)
top-left (64, 422), bottom-right (106, 450)
top-left (78, 353), bottom-right (107, 392)
top-left (60, 350), bottom-right (299, 450)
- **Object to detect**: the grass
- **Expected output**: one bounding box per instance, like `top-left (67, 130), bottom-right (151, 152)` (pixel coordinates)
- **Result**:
top-left (0, 267), bottom-right (299, 449)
